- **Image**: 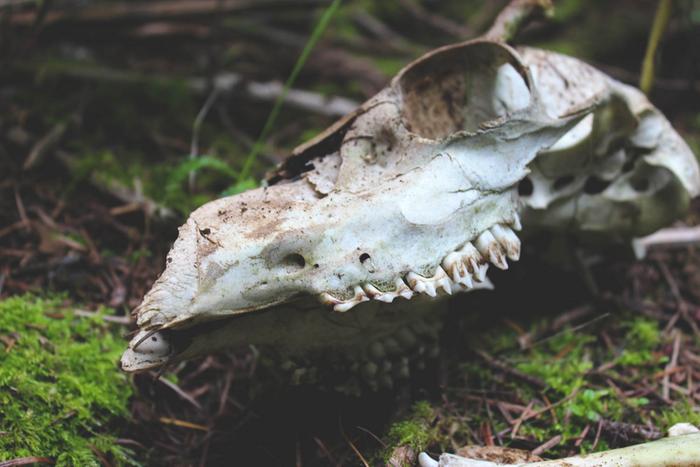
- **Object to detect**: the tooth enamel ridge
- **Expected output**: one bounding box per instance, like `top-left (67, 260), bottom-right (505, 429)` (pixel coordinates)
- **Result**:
top-left (319, 222), bottom-right (520, 312)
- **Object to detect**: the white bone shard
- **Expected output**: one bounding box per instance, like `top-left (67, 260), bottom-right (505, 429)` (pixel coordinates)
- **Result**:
top-left (419, 424), bottom-right (700, 467)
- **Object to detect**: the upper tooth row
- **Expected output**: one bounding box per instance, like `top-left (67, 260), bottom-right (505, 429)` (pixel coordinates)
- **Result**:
top-left (319, 222), bottom-right (521, 312)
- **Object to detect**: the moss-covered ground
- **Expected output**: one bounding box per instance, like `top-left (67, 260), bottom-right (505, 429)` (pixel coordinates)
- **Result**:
top-left (0, 296), bottom-right (134, 466)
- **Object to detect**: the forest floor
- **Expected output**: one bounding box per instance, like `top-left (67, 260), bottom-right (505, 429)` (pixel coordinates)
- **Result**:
top-left (2, 1), bottom-right (700, 466)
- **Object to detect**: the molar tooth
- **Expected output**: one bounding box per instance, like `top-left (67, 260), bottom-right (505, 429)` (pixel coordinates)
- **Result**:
top-left (490, 224), bottom-right (521, 261)
top-left (475, 230), bottom-right (508, 270)
top-left (471, 258), bottom-right (488, 282)
top-left (458, 242), bottom-right (487, 279)
top-left (458, 269), bottom-right (474, 288)
top-left (441, 252), bottom-right (462, 279)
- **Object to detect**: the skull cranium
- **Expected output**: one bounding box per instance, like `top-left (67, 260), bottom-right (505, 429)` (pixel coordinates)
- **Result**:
top-left (120, 39), bottom-right (699, 375)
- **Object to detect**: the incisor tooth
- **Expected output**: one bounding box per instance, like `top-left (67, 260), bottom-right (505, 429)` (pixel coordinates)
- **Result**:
top-left (512, 212), bottom-right (522, 231)
top-left (490, 224), bottom-right (521, 261)
top-left (475, 230), bottom-right (508, 270)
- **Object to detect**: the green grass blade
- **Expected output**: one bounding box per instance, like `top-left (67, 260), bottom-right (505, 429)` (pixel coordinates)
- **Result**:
top-left (237, 0), bottom-right (343, 182)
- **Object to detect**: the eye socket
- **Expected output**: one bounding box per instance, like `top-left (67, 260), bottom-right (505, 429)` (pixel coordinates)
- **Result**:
top-left (583, 176), bottom-right (611, 195)
top-left (631, 177), bottom-right (649, 192)
top-left (281, 253), bottom-right (306, 270)
top-left (518, 177), bottom-right (534, 196)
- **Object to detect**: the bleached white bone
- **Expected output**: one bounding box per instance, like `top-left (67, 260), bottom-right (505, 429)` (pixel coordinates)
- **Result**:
top-left (419, 424), bottom-right (700, 467)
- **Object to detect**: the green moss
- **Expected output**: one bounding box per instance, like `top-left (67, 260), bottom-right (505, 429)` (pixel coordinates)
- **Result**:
top-left (618, 318), bottom-right (663, 366)
top-left (0, 295), bottom-right (135, 466)
top-left (385, 401), bottom-right (437, 454)
top-left (655, 399), bottom-right (700, 431)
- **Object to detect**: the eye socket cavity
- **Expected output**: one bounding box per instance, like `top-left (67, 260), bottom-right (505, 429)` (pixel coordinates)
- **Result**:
top-left (398, 41), bottom-right (531, 140)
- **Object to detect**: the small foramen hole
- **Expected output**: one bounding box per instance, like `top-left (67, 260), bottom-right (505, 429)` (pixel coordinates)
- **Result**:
top-left (583, 176), bottom-right (611, 194)
top-left (151, 336), bottom-right (158, 342)
top-left (199, 228), bottom-right (211, 236)
top-left (518, 177), bottom-right (534, 196)
top-left (553, 175), bottom-right (574, 191)
top-left (282, 253), bottom-right (306, 269)
top-left (359, 253), bottom-right (371, 263)
top-left (631, 177), bottom-right (649, 192)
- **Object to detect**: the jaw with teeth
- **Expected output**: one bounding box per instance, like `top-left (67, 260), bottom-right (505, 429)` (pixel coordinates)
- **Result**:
top-left (321, 220), bottom-right (521, 312)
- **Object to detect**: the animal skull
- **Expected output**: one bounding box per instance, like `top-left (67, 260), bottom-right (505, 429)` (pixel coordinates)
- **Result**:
top-left (121, 39), bottom-right (699, 374)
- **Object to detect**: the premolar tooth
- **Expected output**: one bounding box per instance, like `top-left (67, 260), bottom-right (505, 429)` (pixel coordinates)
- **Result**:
top-left (475, 230), bottom-right (508, 270)
top-left (394, 278), bottom-right (413, 300)
top-left (442, 252), bottom-right (462, 280)
top-left (364, 283), bottom-right (397, 303)
top-left (449, 263), bottom-right (462, 283)
top-left (433, 266), bottom-right (452, 295)
top-left (406, 272), bottom-right (437, 297)
top-left (319, 292), bottom-right (341, 306)
top-left (363, 283), bottom-right (381, 298)
top-left (490, 224), bottom-right (521, 261)
top-left (319, 286), bottom-right (369, 312)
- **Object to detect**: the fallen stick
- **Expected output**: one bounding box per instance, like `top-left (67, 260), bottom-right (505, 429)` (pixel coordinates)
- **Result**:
top-left (632, 225), bottom-right (700, 259)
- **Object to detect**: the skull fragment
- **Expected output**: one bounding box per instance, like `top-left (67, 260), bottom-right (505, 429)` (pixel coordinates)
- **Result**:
top-left (121, 39), bottom-right (699, 376)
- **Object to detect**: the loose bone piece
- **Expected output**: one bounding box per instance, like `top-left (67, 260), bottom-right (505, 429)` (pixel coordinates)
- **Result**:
top-left (121, 31), bottom-right (700, 373)
top-left (418, 424), bottom-right (700, 467)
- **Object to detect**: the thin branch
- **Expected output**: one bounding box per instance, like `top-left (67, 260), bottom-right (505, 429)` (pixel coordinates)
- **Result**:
top-left (189, 87), bottom-right (222, 192)
top-left (484, 0), bottom-right (553, 42)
